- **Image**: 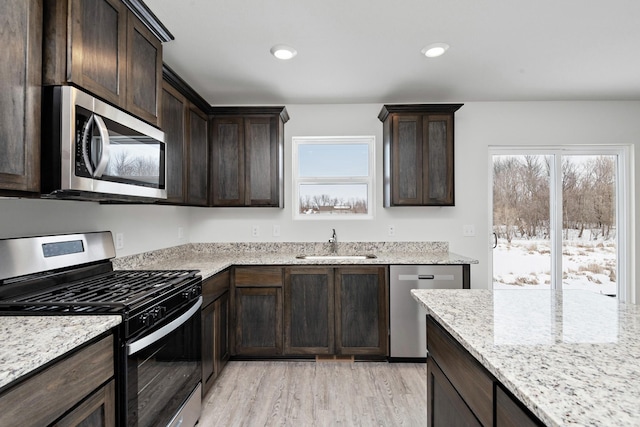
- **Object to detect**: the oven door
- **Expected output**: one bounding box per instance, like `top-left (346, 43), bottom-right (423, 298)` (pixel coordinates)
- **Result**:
top-left (125, 297), bottom-right (202, 427)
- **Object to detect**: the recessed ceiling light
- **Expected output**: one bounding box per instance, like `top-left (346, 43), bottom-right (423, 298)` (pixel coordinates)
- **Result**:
top-left (270, 45), bottom-right (297, 60)
top-left (421, 43), bottom-right (450, 58)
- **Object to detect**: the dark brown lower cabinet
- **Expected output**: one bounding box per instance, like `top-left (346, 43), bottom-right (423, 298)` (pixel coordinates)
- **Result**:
top-left (427, 316), bottom-right (543, 427)
top-left (495, 384), bottom-right (543, 427)
top-left (202, 291), bottom-right (230, 396)
top-left (284, 267), bottom-right (335, 355)
top-left (335, 267), bottom-right (388, 356)
top-left (282, 266), bottom-right (387, 357)
top-left (427, 357), bottom-right (481, 427)
top-left (201, 271), bottom-right (230, 396)
top-left (0, 335), bottom-right (114, 427)
top-left (233, 265), bottom-right (387, 358)
top-left (53, 380), bottom-right (115, 427)
top-left (234, 286), bottom-right (283, 356)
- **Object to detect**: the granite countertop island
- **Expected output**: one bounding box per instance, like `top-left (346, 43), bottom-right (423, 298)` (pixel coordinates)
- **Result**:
top-left (411, 289), bottom-right (640, 427)
top-left (0, 315), bottom-right (121, 391)
top-left (113, 241), bottom-right (478, 278)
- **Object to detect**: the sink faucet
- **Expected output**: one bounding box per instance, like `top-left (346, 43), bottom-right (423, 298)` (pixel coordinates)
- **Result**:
top-left (329, 228), bottom-right (338, 253)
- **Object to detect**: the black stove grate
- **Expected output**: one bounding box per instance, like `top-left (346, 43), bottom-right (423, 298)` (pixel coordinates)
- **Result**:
top-left (0, 270), bottom-right (198, 314)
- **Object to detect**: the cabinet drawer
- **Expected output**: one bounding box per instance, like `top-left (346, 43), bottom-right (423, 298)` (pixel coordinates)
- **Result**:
top-left (235, 266), bottom-right (283, 287)
top-left (0, 335), bottom-right (114, 427)
top-left (203, 269), bottom-right (230, 306)
top-left (427, 317), bottom-right (493, 427)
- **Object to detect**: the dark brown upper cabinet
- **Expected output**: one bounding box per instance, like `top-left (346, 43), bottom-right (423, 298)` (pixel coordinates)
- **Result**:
top-left (187, 105), bottom-right (209, 206)
top-left (159, 80), bottom-right (188, 204)
top-left (159, 67), bottom-right (211, 206)
top-left (379, 104), bottom-right (462, 206)
top-left (0, 0), bottom-right (42, 195)
top-left (43, 0), bottom-right (163, 125)
top-left (210, 107), bottom-right (289, 207)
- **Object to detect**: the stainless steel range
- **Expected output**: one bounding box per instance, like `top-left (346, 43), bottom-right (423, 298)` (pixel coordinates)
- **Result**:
top-left (0, 232), bottom-right (202, 427)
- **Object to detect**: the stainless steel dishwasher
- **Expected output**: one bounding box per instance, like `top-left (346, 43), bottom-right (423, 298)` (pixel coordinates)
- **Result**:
top-left (389, 265), bottom-right (467, 361)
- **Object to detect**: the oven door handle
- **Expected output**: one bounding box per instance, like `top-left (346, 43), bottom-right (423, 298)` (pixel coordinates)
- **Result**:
top-left (127, 296), bottom-right (202, 356)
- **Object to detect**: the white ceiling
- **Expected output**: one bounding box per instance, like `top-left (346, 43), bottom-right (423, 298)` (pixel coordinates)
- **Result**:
top-left (145, 0), bottom-right (640, 106)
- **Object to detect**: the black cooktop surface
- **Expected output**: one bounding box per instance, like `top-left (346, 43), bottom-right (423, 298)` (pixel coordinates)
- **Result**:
top-left (0, 270), bottom-right (199, 314)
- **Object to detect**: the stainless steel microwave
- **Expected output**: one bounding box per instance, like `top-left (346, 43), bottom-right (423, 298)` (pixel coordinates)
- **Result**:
top-left (41, 86), bottom-right (166, 201)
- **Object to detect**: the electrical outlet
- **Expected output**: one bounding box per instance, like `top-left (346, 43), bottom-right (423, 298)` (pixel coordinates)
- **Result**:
top-left (463, 225), bottom-right (476, 237)
top-left (388, 225), bottom-right (396, 236)
top-left (252, 225), bottom-right (260, 237)
top-left (115, 233), bottom-right (124, 249)
top-left (178, 227), bottom-right (184, 239)
top-left (272, 225), bottom-right (280, 237)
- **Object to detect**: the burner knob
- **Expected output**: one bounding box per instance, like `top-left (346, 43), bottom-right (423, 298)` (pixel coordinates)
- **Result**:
top-left (140, 312), bottom-right (154, 327)
top-left (181, 287), bottom-right (199, 301)
top-left (151, 306), bottom-right (166, 321)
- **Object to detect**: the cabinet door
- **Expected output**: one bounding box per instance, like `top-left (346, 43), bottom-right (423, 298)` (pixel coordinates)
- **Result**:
top-left (284, 267), bottom-right (334, 355)
top-left (187, 105), bottom-right (209, 206)
top-left (335, 267), bottom-right (388, 355)
top-left (495, 384), bottom-right (543, 427)
top-left (214, 291), bottom-right (230, 375)
top-left (201, 300), bottom-right (215, 395)
top-left (159, 82), bottom-right (187, 204)
top-left (68, 0), bottom-right (127, 106)
top-left (0, 0), bottom-right (41, 193)
top-left (391, 114), bottom-right (423, 205)
top-left (210, 117), bottom-right (245, 206)
top-left (235, 287), bottom-right (283, 356)
top-left (427, 357), bottom-right (482, 427)
top-left (423, 114), bottom-right (454, 205)
top-left (126, 12), bottom-right (162, 125)
top-left (245, 116), bottom-right (279, 206)
top-left (53, 380), bottom-right (116, 427)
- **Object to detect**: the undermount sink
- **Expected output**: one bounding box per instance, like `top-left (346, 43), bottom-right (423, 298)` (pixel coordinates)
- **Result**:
top-left (295, 254), bottom-right (377, 260)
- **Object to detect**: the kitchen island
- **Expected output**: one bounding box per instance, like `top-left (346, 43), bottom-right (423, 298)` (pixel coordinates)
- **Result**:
top-left (411, 289), bottom-right (640, 426)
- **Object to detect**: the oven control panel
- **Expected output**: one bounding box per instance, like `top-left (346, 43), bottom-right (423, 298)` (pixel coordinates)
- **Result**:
top-left (127, 280), bottom-right (201, 338)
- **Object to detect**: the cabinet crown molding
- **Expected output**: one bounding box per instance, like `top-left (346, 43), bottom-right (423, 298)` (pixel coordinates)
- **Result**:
top-left (210, 106), bottom-right (290, 124)
top-left (121, 0), bottom-right (174, 42)
top-left (378, 103), bottom-right (463, 122)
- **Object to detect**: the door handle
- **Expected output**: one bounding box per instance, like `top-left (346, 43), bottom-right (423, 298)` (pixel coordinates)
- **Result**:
top-left (492, 232), bottom-right (498, 249)
top-left (92, 115), bottom-right (110, 178)
top-left (81, 114), bottom-right (111, 178)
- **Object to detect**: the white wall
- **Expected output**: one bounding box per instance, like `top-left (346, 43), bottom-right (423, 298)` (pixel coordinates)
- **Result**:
top-left (2, 101), bottom-right (639, 297)
top-left (0, 198), bottom-right (191, 257)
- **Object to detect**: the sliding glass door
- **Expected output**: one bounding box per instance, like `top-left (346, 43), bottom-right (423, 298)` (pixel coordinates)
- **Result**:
top-left (491, 147), bottom-right (627, 298)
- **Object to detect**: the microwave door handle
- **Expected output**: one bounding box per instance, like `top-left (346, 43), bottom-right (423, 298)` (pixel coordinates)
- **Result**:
top-left (92, 115), bottom-right (110, 178)
top-left (81, 114), bottom-right (95, 176)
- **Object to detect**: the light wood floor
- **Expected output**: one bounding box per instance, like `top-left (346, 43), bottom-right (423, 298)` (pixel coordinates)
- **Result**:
top-left (199, 360), bottom-right (427, 426)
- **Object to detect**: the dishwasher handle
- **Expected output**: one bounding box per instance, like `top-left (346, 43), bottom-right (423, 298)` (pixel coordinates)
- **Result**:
top-left (418, 275), bottom-right (435, 280)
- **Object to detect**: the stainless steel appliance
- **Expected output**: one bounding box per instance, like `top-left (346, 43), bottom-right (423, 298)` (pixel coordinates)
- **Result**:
top-left (41, 86), bottom-right (166, 201)
top-left (389, 265), bottom-right (466, 361)
top-left (0, 232), bottom-right (201, 427)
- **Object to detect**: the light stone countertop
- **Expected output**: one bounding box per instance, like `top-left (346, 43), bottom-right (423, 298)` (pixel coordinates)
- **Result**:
top-left (0, 315), bottom-right (122, 391)
top-left (113, 241), bottom-right (478, 279)
top-left (411, 289), bottom-right (640, 427)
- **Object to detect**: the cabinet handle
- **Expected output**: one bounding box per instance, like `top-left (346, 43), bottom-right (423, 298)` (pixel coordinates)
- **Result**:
top-left (418, 275), bottom-right (435, 280)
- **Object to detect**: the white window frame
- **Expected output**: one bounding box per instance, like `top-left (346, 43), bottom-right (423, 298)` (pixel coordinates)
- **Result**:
top-left (487, 145), bottom-right (633, 302)
top-left (292, 136), bottom-right (375, 220)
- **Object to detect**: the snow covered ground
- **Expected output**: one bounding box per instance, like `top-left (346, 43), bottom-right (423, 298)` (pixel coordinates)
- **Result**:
top-left (492, 236), bottom-right (617, 296)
